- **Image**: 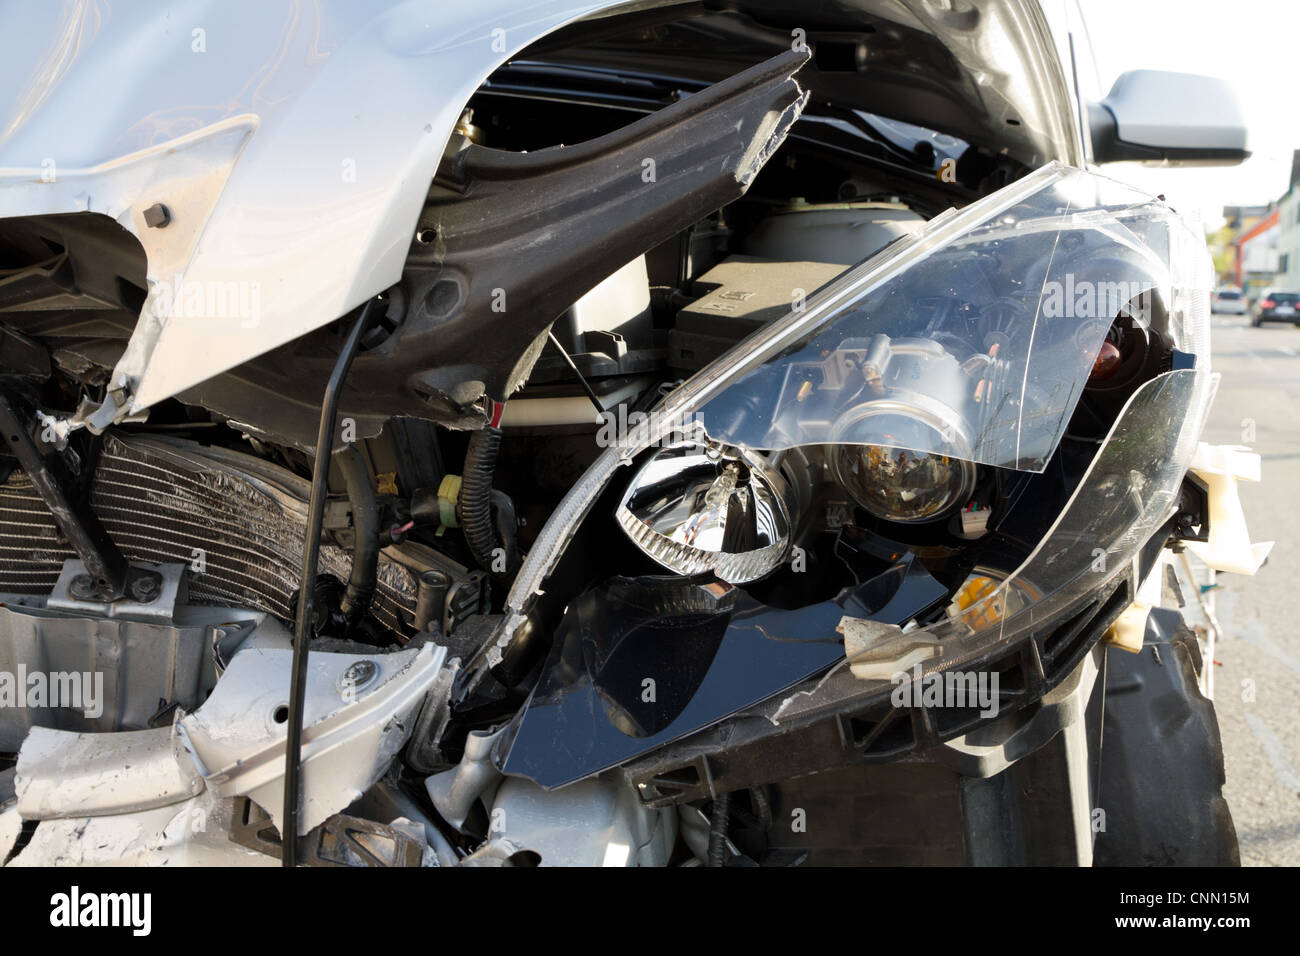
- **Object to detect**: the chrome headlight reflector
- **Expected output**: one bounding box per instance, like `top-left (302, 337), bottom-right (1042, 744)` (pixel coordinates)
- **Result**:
top-left (615, 444), bottom-right (792, 583)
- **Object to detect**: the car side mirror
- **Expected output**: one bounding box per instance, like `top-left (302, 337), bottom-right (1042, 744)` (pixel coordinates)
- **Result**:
top-left (1088, 70), bottom-right (1249, 166)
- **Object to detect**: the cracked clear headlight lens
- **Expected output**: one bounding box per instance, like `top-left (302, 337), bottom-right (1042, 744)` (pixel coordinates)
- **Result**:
top-left (615, 444), bottom-right (792, 583)
top-left (691, 166), bottom-right (1210, 472)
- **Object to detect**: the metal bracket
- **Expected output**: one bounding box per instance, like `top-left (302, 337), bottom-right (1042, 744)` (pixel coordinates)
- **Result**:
top-left (229, 797), bottom-right (424, 867)
top-left (47, 559), bottom-right (185, 622)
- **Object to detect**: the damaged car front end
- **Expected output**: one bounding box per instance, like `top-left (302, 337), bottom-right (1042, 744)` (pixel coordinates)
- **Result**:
top-left (0, 0), bottom-right (1262, 867)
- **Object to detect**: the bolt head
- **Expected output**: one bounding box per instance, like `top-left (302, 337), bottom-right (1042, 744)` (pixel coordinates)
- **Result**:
top-left (340, 660), bottom-right (378, 695)
top-left (142, 202), bottom-right (171, 228)
top-left (69, 573), bottom-right (98, 600)
top-left (130, 575), bottom-right (161, 602)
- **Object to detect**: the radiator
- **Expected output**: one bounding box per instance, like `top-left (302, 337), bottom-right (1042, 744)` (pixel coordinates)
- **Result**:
top-left (0, 433), bottom-right (417, 637)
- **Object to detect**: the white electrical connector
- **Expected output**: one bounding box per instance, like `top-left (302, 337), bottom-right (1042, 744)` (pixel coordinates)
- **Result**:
top-left (958, 506), bottom-right (991, 539)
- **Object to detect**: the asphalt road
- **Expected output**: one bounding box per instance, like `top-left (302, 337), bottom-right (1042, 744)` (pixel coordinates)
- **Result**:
top-left (1200, 309), bottom-right (1300, 866)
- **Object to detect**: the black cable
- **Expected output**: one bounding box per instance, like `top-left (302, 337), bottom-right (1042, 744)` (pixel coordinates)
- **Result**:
top-left (546, 331), bottom-right (605, 416)
top-left (708, 791), bottom-right (731, 867)
top-left (283, 300), bottom-right (377, 867)
top-left (457, 430), bottom-right (521, 577)
top-left (338, 444), bottom-right (379, 629)
top-left (458, 425), bottom-right (504, 574)
top-left (490, 488), bottom-right (522, 571)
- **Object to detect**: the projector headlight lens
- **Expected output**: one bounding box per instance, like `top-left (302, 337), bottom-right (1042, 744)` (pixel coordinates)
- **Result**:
top-left (615, 444), bottom-right (792, 584)
top-left (833, 443), bottom-right (975, 524)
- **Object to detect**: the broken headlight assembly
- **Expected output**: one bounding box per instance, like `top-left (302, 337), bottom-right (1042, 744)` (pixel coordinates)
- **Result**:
top-left (614, 159), bottom-right (1210, 564)
top-left (477, 162), bottom-right (1216, 787)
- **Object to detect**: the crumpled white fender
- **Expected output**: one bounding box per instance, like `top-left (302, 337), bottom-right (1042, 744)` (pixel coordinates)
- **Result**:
top-left (8, 642), bottom-right (443, 854)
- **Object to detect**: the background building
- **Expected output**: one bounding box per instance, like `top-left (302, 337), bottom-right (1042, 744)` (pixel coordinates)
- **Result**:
top-left (1275, 151), bottom-right (1300, 289)
top-left (1233, 208), bottom-right (1279, 297)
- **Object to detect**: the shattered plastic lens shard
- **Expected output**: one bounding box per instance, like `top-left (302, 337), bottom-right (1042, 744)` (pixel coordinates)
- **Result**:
top-left (500, 558), bottom-right (947, 789)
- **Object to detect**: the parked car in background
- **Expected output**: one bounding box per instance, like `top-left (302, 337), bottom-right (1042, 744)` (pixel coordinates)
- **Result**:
top-left (1213, 287), bottom-right (1248, 314)
top-left (1251, 289), bottom-right (1300, 326)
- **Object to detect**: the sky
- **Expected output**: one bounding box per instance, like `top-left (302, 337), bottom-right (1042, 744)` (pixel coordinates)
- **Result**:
top-left (1078, 0), bottom-right (1299, 230)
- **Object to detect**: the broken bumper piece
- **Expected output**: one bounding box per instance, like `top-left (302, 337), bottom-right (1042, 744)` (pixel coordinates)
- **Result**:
top-left (6, 642), bottom-right (442, 862)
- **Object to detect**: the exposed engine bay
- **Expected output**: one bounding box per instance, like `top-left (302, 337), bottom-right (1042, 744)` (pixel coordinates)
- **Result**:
top-left (0, 6), bottom-right (1243, 868)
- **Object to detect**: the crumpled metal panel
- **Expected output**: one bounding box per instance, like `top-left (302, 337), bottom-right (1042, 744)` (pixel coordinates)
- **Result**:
top-left (488, 775), bottom-right (675, 866)
top-left (0, 601), bottom-right (211, 751)
top-left (0, 1), bottom-right (628, 416)
top-left (176, 642), bottom-right (443, 836)
top-left (15, 725), bottom-right (204, 819)
top-left (4, 788), bottom-right (275, 867)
